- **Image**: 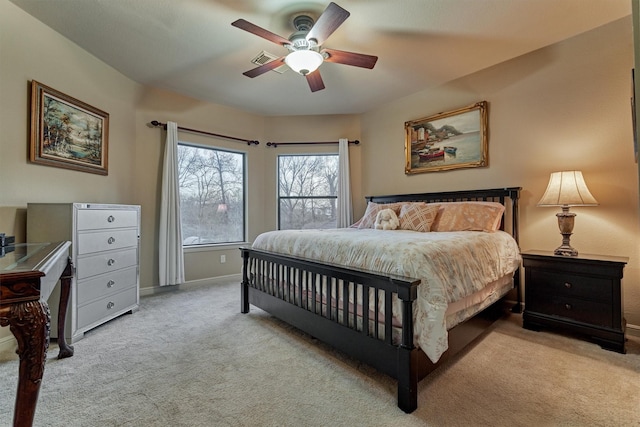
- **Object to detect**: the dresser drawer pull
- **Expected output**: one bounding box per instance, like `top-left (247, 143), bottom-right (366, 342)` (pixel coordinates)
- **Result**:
top-left (107, 215), bottom-right (115, 223)
top-left (564, 282), bottom-right (572, 289)
top-left (107, 259), bottom-right (116, 266)
top-left (107, 301), bottom-right (115, 310)
top-left (108, 237), bottom-right (116, 244)
top-left (565, 303), bottom-right (572, 310)
top-left (107, 280), bottom-right (115, 288)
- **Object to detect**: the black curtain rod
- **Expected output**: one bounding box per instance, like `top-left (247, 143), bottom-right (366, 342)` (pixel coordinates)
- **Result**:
top-left (266, 140), bottom-right (360, 148)
top-left (150, 120), bottom-right (259, 146)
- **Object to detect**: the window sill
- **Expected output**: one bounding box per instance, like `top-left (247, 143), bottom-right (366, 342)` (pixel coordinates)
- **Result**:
top-left (183, 242), bottom-right (249, 253)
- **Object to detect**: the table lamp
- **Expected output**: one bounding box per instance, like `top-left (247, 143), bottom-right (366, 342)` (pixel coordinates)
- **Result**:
top-left (537, 171), bottom-right (598, 256)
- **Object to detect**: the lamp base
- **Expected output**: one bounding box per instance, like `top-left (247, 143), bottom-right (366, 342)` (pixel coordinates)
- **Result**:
top-left (555, 208), bottom-right (578, 256)
top-left (554, 245), bottom-right (578, 257)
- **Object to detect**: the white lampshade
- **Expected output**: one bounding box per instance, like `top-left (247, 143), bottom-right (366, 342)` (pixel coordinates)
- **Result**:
top-left (284, 50), bottom-right (323, 75)
top-left (537, 171), bottom-right (598, 207)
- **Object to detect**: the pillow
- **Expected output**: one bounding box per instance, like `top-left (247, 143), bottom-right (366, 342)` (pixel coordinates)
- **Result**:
top-left (430, 201), bottom-right (505, 232)
top-left (356, 201), bottom-right (404, 229)
top-left (398, 202), bottom-right (439, 232)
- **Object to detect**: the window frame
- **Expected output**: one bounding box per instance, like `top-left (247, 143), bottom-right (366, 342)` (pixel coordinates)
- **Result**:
top-left (277, 153), bottom-right (339, 230)
top-left (177, 140), bottom-right (247, 247)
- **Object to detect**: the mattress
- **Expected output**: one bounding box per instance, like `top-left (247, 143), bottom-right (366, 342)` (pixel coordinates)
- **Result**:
top-left (251, 228), bottom-right (521, 362)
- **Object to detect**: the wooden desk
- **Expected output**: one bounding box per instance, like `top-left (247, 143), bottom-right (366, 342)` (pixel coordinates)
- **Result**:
top-left (0, 241), bottom-right (73, 427)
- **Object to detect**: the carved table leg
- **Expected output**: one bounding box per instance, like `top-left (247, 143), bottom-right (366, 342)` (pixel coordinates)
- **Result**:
top-left (56, 256), bottom-right (74, 359)
top-left (0, 300), bottom-right (50, 427)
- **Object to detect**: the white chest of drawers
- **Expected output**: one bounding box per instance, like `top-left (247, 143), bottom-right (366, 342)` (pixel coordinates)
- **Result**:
top-left (27, 203), bottom-right (140, 342)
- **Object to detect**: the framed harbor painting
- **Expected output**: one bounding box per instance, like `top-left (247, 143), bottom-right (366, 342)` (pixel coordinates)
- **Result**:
top-left (30, 80), bottom-right (109, 175)
top-left (405, 101), bottom-right (488, 174)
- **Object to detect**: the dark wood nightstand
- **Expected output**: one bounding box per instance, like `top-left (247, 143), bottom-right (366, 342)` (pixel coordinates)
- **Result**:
top-left (521, 250), bottom-right (628, 353)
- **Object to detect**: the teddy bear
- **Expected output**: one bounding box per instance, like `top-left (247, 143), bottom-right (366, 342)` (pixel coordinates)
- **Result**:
top-left (374, 208), bottom-right (400, 230)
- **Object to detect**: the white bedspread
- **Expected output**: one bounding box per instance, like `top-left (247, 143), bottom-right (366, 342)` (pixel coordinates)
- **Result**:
top-left (251, 228), bottom-right (521, 363)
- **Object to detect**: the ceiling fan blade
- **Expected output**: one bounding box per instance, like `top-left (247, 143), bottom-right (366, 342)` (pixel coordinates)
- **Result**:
top-left (242, 57), bottom-right (286, 78)
top-left (305, 70), bottom-right (325, 92)
top-left (231, 19), bottom-right (291, 47)
top-left (322, 48), bottom-right (378, 69)
top-left (306, 2), bottom-right (350, 46)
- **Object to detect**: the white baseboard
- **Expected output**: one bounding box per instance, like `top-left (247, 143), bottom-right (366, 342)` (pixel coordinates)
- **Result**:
top-left (139, 274), bottom-right (241, 297)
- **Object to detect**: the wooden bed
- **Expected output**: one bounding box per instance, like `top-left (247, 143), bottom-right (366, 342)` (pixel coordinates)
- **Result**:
top-left (240, 187), bottom-right (521, 413)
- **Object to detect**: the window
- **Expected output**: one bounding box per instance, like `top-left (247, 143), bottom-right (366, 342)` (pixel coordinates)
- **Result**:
top-left (177, 143), bottom-right (245, 245)
top-left (278, 154), bottom-right (338, 230)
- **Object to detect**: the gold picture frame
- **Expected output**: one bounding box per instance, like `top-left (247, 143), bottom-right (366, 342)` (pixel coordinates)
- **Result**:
top-left (405, 101), bottom-right (488, 174)
top-left (30, 80), bottom-right (109, 175)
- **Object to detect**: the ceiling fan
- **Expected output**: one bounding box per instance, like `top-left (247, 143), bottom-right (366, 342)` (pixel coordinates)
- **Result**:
top-left (231, 2), bottom-right (378, 92)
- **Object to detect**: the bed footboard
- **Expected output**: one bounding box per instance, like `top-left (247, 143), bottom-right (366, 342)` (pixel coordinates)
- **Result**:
top-left (241, 247), bottom-right (422, 413)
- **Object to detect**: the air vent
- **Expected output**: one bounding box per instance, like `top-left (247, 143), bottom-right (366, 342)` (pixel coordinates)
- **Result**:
top-left (250, 51), bottom-right (288, 74)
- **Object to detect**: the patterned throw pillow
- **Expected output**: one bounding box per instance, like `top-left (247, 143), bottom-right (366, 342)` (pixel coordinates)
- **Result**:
top-left (430, 201), bottom-right (505, 232)
top-left (398, 203), bottom-right (439, 232)
top-left (356, 202), bottom-right (404, 229)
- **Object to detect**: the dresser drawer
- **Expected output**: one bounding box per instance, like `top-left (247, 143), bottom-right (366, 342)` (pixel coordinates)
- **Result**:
top-left (77, 266), bottom-right (138, 305)
top-left (76, 247), bottom-right (137, 280)
top-left (76, 229), bottom-right (138, 255)
top-left (76, 209), bottom-right (138, 231)
top-left (527, 269), bottom-right (612, 303)
top-left (526, 293), bottom-right (613, 327)
top-left (78, 287), bottom-right (138, 329)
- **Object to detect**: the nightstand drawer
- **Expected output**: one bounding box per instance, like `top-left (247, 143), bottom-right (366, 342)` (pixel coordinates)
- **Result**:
top-left (527, 269), bottom-right (612, 302)
top-left (526, 294), bottom-right (613, 327)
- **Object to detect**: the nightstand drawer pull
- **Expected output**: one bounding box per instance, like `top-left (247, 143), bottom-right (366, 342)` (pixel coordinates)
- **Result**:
top-left (108, 237), bottom-right (116, 244)
top-left (107, 301), bottom-right (115, 310)
top-left (565, 303), bottom-right (572, 310)
top-left (107, 215), bottom-right (115, 223)
top-left (107, 259), bottom-right (116, 266)
top-left (564, 282), bottom-right (572, 289)
top-left (107, 280), bottom-right (115, 288)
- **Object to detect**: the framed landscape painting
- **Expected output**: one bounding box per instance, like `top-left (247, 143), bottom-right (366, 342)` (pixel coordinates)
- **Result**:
top-left (405, 101), bottom-right (488, 174)
top-left (30, 80), bottom-right (109, 175)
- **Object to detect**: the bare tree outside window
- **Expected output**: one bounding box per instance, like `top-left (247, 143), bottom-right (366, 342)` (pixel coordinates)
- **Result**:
top-left (178, 143), bottom-right (245, 245)
top-left (278, 154), bottom-right (338, 230)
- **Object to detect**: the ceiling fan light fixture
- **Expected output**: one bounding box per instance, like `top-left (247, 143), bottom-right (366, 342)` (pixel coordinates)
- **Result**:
top-left (284, 50), bottom-right (323, 75)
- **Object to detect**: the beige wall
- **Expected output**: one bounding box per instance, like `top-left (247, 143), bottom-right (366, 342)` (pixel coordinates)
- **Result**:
top-left (2, 0), bottom-right (639, 343)
top-left (361, 17), bottom-right (640, 326)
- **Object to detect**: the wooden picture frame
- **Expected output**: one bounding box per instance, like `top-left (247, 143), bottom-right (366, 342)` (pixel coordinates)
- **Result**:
top-left (30, 80), bottom-right (109, 175)
top-left (405, 101), bottom-right (488, 174)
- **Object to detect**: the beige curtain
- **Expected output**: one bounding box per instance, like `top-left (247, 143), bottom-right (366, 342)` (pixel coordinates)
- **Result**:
top-left (158, 121), bottom-right (185, 286)
top-left (336, 138), bottom-right (352, 228)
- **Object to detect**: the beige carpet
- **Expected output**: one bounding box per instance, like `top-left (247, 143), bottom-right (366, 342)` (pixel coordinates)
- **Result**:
top-left (1, 278), bottom-right (639, 426)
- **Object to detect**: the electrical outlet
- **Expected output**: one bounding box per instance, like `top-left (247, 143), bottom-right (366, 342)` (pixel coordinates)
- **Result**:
top-left (220, 254), bottom-right (226, 263)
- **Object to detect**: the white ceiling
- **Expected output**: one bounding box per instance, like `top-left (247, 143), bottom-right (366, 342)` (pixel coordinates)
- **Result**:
top-left (8, 0), bottom-right (631, 116)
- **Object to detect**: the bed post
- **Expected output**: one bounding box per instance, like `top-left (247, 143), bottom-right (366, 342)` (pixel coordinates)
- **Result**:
top-left (240, 248), bottom-right (250, 314)
top-left (396, 279), bottom-right (419, 413)
top-left (507, 188), bottom-right (522, 313)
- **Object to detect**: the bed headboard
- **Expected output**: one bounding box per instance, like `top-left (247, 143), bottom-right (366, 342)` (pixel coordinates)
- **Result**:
top-left (365, 187), bottom-right (521, 244)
